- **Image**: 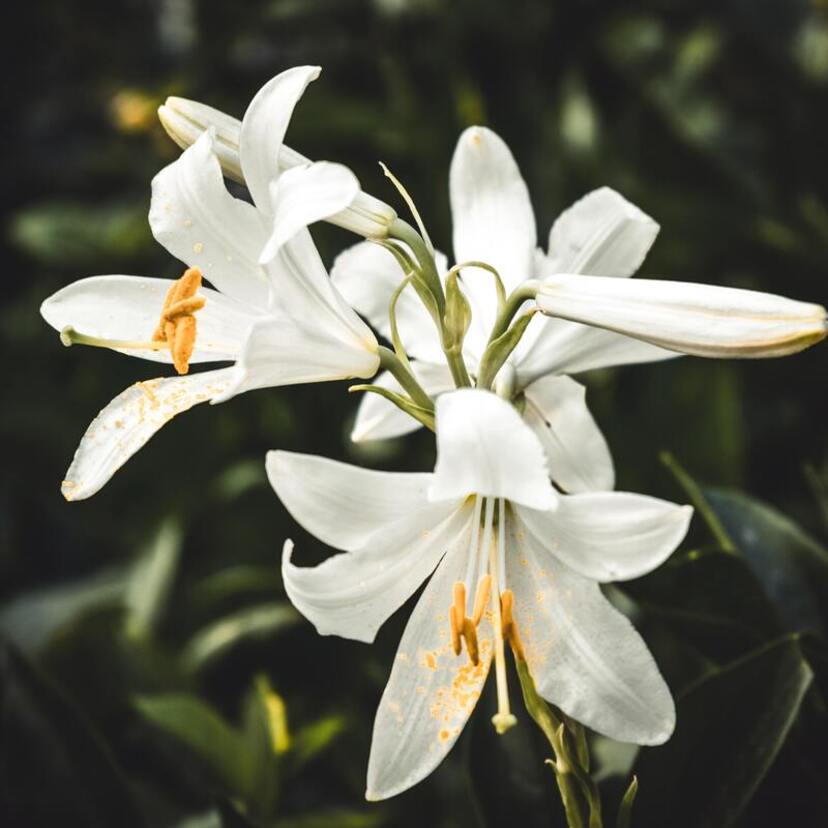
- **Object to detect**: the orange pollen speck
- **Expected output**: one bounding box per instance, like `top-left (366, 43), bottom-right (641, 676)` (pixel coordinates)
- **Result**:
top-left (151, 267), bottom-right (205, 375)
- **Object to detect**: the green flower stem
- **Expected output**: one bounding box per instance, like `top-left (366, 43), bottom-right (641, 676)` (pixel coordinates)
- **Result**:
top-left (515, 658), bottom-right (603, 828)
top-left (389, 218), bottom-right (445, 316)
top-left (486, 281), bottom-right (540, 346)
top-left (377, 346), bottom-right (434, 411)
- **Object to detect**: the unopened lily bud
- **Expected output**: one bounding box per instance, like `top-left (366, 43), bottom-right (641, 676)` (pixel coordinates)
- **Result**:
top-left (536, 273), bottom-right (827, 358)
top-left (158, 96), bottom-right (397, 239)
top-left (443, 271), bottom-right (472, 353)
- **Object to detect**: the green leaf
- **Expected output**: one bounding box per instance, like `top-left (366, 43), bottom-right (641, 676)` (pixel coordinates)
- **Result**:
top-left (275, 810), bottom-right (383, 828)
top-left (133, 693), bottom-right (249, 796)
top-left (190, 567), bottom-right (283, 613)
top-left (704, 488), bottom-right (828, 635)
top-left (633, 636), bottom-right (813, 827)
top-left (182, 604), bottom-right (299, 673)
top-left (289, 715), bottom-right (347, 773)
top-left (0, 641), bottom-right (144, 827)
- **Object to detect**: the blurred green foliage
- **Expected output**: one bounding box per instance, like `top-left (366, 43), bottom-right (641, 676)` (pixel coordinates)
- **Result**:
top-left (2, 0), bottom-right (828, 825)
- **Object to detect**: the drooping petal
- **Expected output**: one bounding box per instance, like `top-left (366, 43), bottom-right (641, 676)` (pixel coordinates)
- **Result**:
top-left (516, 493), bottom-right (692, 582)
top-left (522, 375), bottom-right (614, 493)
top-left (239, 66), bottom-right (321, 212)
top-left (149, 130), bottom-right (271, 308)
top-left (41, 275), bottom-right (258, 364)
top-left (350, 363), bottom-right (455, 443)
top-left (505, 516), bottom-right (675, 744)
top-left (259, 162), bottom-right (359, 263)
top-left (61, 369), bottom-right (234, 502)
top-left (213, 308), bottom-right (379, 403)
top-left (281, 503), bottom-right (468, 644)
top-left (537, 273), bottom-right (828, 358)
top-left (366, 513), bottom-right (492, 800)
top-left (266, 450), bottom-right (440, 550)
top-left (331, 241), bottom-right (446, 363)
top-left (545, 187), bottom-right (659, 277)
top-left (429, 389), bottom-right (556, 510)
top-left (515, 315), bottom-right (679, 387)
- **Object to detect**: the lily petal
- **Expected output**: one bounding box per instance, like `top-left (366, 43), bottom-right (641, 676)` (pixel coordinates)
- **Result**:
top-left (149, 130), bottom-right (271, 308)
top-left (260, 162), bottom-right (359, 263)
top-left (61, 369), bottom-right (234, 502)
top-left (350, 363), bottom-right (455, 443)
top-left (41, 275), bottom-right (257, 364)
top-left (331, 240), bottom-right (447, 363)
top-left (522, 375), bottom-right (614, 493)
top-left (281, 503), bottom-right (468, 644)
top-left (429, 389), bottom-right (555, 510)
top-left (537, 273), bottom-right (828, 358)
top-left (506, 517), bottom-right (675, 744)
top-left (366, 515), bottom-right (491, 800)
top-left (515, 315), bottom-right (679, 387)
top-left (239, 66), bottom-right (321, 212)
top-left (545, 187), bottom-right (659, 277)
top-left (516, 494), bottom-right (692, 582)
top-left (266, 450), bottom-right (440, 550)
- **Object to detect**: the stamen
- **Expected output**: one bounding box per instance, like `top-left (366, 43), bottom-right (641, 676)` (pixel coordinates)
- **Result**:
top-left (500, 589), bottom-right (526, 662)
top-left (471, 574), bottom-right (491, 626)
top-left (151, 267), bottom-right (205, 375)
top-left (449, 603), bottom-right (462, 656)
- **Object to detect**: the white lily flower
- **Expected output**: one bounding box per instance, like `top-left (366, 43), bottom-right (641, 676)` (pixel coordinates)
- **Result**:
top-left (42, 72), bottom-right (380, 501)
top-left (267, 389), bottom-right (693, 800)
top-left (157, 68), bottom-right (398, 240)
top-left (333, 127), bottom-right (678, 493)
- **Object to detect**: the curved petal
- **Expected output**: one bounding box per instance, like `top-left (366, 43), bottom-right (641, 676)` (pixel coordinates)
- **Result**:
top-left (266, 450), bottom-right (438, 550)
top-left (429, 389), bottom-right (555, 510)
top-left (516, 494), bottom-right (692, 583)
top-left (41, 275), bottom-right (257, 364)
top-left (61, 369), bottom-right (234, 502)
top-left (350, 363), bottom-right (455, 443)
top-left (331, 241), bottom-right (446, 363)
top-left (214, 310), bottom-right (379, 403)
top-left (281, 502), bottom-right (468, 644)
top-left (260, 162), bottom-right (359, 263)
top-left (537, 273), bottom-right (828, 358)
top-left (366, 513), bottom-right (491, 800)
top-left (545, 187), bottom-right (659, 277)
top-left (505, 516), bottom-right (675, 744)
top-left (522, 375), bottom-right (614, 493)
top-left (239, 66), bottom-right (320, 211)
top-left (515, 316), bottom-right (680, 386)
top-left (149, 130), bottom-right (271, 308)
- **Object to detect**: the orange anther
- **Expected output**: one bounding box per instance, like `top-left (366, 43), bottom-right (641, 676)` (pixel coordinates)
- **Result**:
top-left (500, 590), bottom-right (526, 661)
top-left (471, 573), bottom-right (492, 626)
top-left (151, 267), bottom-right (204, 375)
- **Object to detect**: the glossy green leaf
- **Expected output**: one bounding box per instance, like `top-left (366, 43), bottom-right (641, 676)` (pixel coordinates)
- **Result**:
top-left (633, 636), bottom-right (813, 827)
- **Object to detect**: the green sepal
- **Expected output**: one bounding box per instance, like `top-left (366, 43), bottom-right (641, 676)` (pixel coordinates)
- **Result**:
top-left (616, 776), bottom-right (638, 828)
top-left (348, 384), bottom-right (435, 432)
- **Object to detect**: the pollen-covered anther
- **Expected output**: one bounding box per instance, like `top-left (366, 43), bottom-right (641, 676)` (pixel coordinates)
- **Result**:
top-left (449, 576), bottom-right (491, 666)
top-left (151, 267), bottom-right (205, 375)
top-left (500, 589), bottom-right (526, 661)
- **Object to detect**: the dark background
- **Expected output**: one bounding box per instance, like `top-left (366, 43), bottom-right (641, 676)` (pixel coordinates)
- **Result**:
top-left (2, 1), bottom-right (828, 826)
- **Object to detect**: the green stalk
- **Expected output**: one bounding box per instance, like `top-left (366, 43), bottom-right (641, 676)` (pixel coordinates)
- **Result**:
top-left (377, 346), bottom-right (434, 411)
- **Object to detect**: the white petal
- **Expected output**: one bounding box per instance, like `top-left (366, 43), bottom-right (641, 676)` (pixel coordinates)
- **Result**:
top-left (506, 516), bottom-right (675, 744)
top-left (61, 369), bottom-right (234, 502)
top-left (366, 514), bottom-right (491, 800)
top-left (281, 503), bottom-right (468, 644)
top-left (515, 315), bottom-right (679, 386)
top-left (331, 240), bottom-right (446, 363)
top-left (537, 274), bottom-right (828, 358)
top-left (429, 389), bottom-right (555, 510)
top-left (266, 450), bottom-right (439, 550)
top-left (149, 130), bottom-right (271, 308)
top-left (350, 363), bottom-right (455, 443)
top-left (259, 162), bottom-right (359, 262)
top-left (214, 309), bottom-right (379, 402)
top-left (41, 275), bottom-right (257, 364)
top-left (516, 494), bottom-right (692, 583)
top-left (522, 376), bottom-right (614, 493)
top-left (450, 126), bottom-right (536, 293)
top-left (239, 66), bottom-right (320, 211)
top-left (545, 187), bottom-right (659, 277)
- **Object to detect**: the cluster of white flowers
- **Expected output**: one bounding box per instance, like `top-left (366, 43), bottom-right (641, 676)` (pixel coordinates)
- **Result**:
top-left (42, 66), bottom-right (826, 801)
